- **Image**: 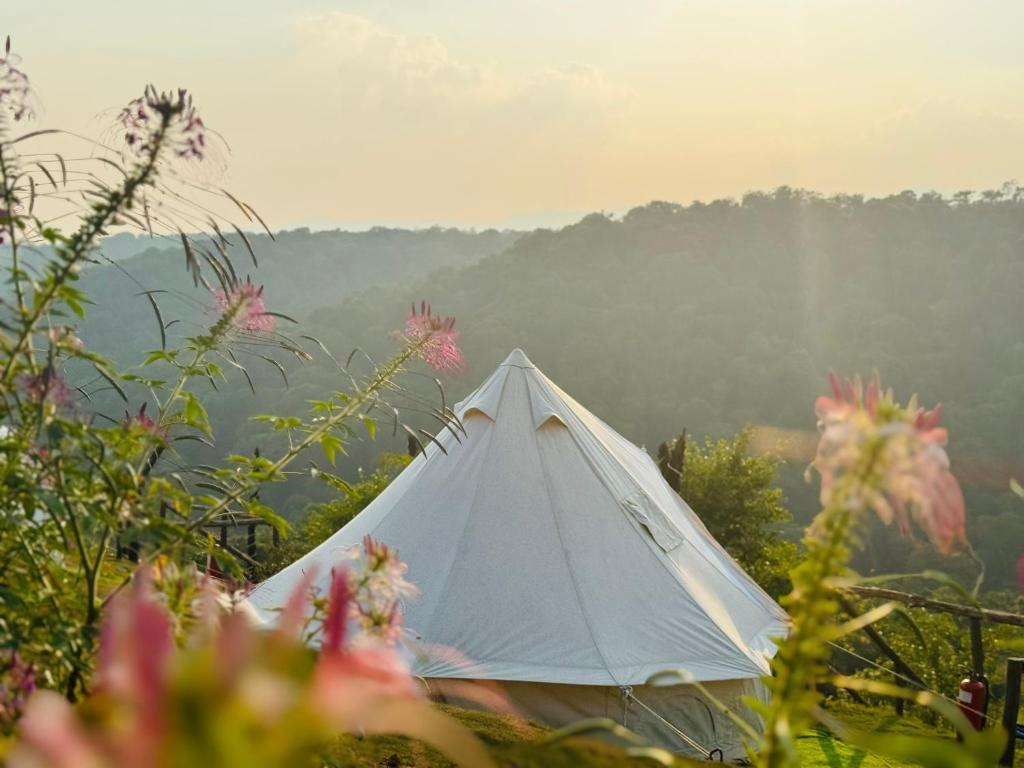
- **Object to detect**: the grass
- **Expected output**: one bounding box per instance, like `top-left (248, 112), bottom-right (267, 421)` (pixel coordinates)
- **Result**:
top-left (321, 702), bottom-right (957, 767)
top-left (795, 729), bottom-right (913, 768)
top-left (325, 704), bottom-right (699, 767)
top-left (795, 702), bottom-right (935, 767)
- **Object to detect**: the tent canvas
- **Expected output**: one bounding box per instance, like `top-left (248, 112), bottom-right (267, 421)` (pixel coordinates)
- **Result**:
top-left (249, 349), bottom-right (788, 759)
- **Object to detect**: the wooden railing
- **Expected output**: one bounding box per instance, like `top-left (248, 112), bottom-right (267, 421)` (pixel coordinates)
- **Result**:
top-left (842, 585), bottom-right (1024, 762)
top-left (116, 514), bottom-right (280, 571)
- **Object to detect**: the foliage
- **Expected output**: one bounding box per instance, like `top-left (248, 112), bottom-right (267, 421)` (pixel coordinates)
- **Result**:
top-left (835, 591), bottom-right (1024, 723)
top-left (675, 427), bottom-right (798, 598)
top-left (1, 547), bottom-right (492, 767)
top-left (253, 453), bottom-right (411, 581)
top-left (750, 373), bottom-right (1005, 767)
top-left (0, 40), bottom-right (460, 710)
top-left (66, 188), bottom-right (1024, 589)
top-left (794, 701), bottom-right (954, 768)
top-left (265, 189), bottom-right (1024, 589)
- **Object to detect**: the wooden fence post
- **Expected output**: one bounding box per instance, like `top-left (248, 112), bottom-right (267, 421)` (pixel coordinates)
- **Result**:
top-left (969, 617), bottom-right (985, 678)
top-left (1001, 657), bottom-right (1023, 766)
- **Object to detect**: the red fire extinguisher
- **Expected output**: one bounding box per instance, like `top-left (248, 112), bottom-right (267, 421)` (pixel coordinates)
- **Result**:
top-left (958, 673), bottom-right (989, 730)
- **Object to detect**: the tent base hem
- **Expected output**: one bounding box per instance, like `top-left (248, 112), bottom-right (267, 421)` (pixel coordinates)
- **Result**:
top-left (422, 676), bottom-right (768, 762)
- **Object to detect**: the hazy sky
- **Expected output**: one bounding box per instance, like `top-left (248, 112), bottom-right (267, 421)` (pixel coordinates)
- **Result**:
top-left (8, 2), bottom-right (1024, 229)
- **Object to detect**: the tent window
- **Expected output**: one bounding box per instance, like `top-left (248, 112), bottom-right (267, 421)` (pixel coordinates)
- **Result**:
top-left (536, 413), bottom-right (568, 430)
top-left (462, 406), bottom-right (494, 421)
top-left (621, 492), bottom-right (683, 552)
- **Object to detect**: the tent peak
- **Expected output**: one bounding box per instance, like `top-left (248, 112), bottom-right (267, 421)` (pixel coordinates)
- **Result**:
top-left (500, 348), bottom-right (535, 369)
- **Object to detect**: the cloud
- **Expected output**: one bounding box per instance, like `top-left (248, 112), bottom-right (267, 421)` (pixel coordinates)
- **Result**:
top-left (290, 12), bottom-right (625, 131)
top-left (293, 13), bottom-right (487, 115)
top-left (852, 100), bottom-right (1024, 190)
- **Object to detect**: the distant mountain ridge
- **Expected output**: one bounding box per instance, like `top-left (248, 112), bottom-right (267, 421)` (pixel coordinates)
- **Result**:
top-left (63, 189), bottom-right (1024, 589)
top-left (76, 226), bottom-right (520, 362)
top-left (294, 190), bottom-right (1024, 589)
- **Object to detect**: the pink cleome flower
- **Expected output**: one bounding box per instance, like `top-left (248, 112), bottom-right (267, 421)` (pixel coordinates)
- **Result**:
top-left (811, 371), bottom-right (966, 555)
top-left (94, 572), bottom-right (173, 766)
top-left (118, 86), bottom-right (207, 161)
top-left (46, 325), bottom-right (84, 352)
top-left (122, 403), bottom-right (167, 440)
top-left (213, 281), bottom-right (275, 333)
top-left (344, 536), bottom-right (420, 645)
top-left (18, 371), bottom-right (72, 407)
top-left (0, 649), bottom-right (35, 728)
top-left (8, 557), bottom-right (422, 767)
top-left (310, 568), bottom-right (419, 727)
top-left (1017, 553), bottom-right (1024, 596)
top-left (0, 39), bottom-right (35, 122)
top-left (403, 301), bottom-right (465, 373)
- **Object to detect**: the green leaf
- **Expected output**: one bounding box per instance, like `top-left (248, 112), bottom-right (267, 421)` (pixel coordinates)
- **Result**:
top-left (846, 728), bottom-right (1005, 768)
top-left (93, 363), bottom-right (127, 403)
top-left (244, 500), bottom-right (290, 536)
top-left (835, 602), bottom-right (899, 638)
top-left (181, 392), bottom-right (211, 435)
top-left (316, 469), bottom-right (355, 496)
top-left (141, 291), bottom-right (167, 350)
top-left (363, 416), bottom-right (377, 440)
top-left (142, 349), bottom-right (177, 367)
top-left (320, 432), bottom-right (343, 465)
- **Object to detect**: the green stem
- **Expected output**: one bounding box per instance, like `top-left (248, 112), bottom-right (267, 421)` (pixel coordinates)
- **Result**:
top-left (761, 505), bottom-right (852, 765)
top-left (0, 142), bottom-right (25, 321)
top-left (186, 341), bottom-right (421, 535)
top-left (86, 523), bottom-right (112, 622)
top-left (0, 118), bottom-right (170, 385)
top-left (102, 338), bottom-right (427, 606)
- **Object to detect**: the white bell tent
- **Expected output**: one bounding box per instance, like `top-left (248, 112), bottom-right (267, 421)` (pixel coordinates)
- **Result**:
top-left (249, 349), bottom-right (788, 759)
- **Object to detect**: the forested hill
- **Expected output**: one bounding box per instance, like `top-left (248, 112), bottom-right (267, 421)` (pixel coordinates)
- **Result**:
top-left (76, 226), bottom-right (520, 363)
top-left (68, 189), bottom-right (1024, 589)
top-left (297, 189), bottom-right (1024, 588)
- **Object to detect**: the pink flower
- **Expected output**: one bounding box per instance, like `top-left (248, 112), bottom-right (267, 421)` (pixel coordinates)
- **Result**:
top-left (0, 649), bottom-right (35, 728)
top-left (10, 572), bottom-right (173, 767)
top-left (276, 568), bottom-right (317, 641)
top-left (324, 568), bottom-right (353, 654)
top-left (1017, 554), bottom-right (1024, 596)
top-left (7, 558), bottom-right (429, 767)
top-left (122, 403), bottom-right (167, 439)
top-left (9, 691), bottom-right (103, 768)
top-left (345, 536), bottom-right (420, 645)
top-left (94, 571), bottom-right (173, 765)
top-left (403, 301), bottom-right (465, 373)
top-left (311, 569), bottom-right (418, 727)
top-left (46, 326), bottom-right (84, 352)
top-left (811, 372), bottom-right (966, 554)
top-left (0, 40), bottom-right (35, 122)
top-left (119, 86), bottom-right (207, 161)
top-left (18, 370), bottom-right (72, 407)
top-left (213, 281), bottom-right (275, 333)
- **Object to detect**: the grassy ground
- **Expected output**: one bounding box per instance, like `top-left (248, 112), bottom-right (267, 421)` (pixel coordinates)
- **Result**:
top-left (326, 704), bottom-right (696, 767)
top-left (323, 702), bottom-right (951, 767)
top-left (795, 702), bottom-right (934, 767)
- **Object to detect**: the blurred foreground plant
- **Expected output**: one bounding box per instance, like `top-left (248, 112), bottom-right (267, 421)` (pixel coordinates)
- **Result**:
top-left (0, 38), bottom-right (463, 708)
top-left (751, 373), bottom-right (1005, 767)
top-left (2, 539), bottom-right (492, 768)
